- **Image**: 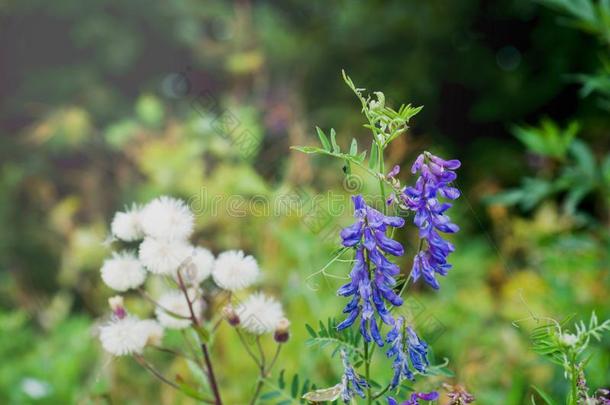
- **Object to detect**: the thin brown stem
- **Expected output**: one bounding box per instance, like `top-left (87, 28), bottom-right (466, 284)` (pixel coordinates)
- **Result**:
top-left (201, 343), bottom-right (223, 405)
top-left (135, 355), bottom-right (215, 403)
top-left (137, 287), bottom-right (190, 320)
top-left (176, 269), bottom-right (223, 405)
top-left (151, 345), bottom-right (196, 361)
top-left (134, 354), bottom-right (180, 390)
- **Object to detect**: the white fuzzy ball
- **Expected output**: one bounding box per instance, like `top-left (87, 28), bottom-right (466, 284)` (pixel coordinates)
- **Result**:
top-left (238, 293), bottom-right (284, 335)
top-left (139, 319), bottom-right (164, 346)
top-left (212, 250), bottom-right (260, 292)
top-left (139, 237), bottom-right (193, 275)
top-left (140, 196), bottom-right (194, 241)
top-left (99, 316), bottom-right (148, 356)
top-left (179, 247), bottom-right (215, 286)
top-left (100, 252), bottom-right (147, 292)
top-left (155, 289), bottom-right (202, 329)
top-left (111, 204), bottom-right (144, 242)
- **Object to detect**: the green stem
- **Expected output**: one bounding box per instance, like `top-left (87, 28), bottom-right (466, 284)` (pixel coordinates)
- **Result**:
top-left (378, 142), bottom-right (387, 214)
top-left (372, 382), bottom-right (392, 400)
top-left (396, 239), bottom-right (424, 300)
top-left (364, 340), bottom-right (372, 405)
top-left (570, 356), bottom-right (578, 405)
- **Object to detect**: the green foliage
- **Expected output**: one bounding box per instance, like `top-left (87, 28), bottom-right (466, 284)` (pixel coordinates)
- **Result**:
top-left (0, 1), bottom-right (609, 404)
top-left (488, 120), bottom-right (609, 215)
top-left (539, 0), bottom-right (610, 43)
top-left (512, 119), bottom-right (579, 160)
top-left (305, 318), bottom-right (363, 359)
top-left (528, 312), bottom-right (610, 404)
top-left (539, 0), bottom-right (610, 108)
top-left (0, 310), bottom-right (98, 405)
top-left (260, 370), bottom-right (318, 405)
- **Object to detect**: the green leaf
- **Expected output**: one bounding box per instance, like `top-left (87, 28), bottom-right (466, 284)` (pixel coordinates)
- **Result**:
top-left (193, 325), bottom-right (210, 343)
top-left (259, 391), bottom-right (281, 401)
top-left (369, 142), bottom-right (379, 170)
top-left (531, 385), bottom-right (558, 405)
top-left (569, 139), bottom-right (596, 178)
top-left (290, 145), bottom-right (325, 154)
top-left (316, 127), bottom-right (332, 151)
top-left (330, 128), bottom-right (340, 153)
top-left (350, 138), bottom-right (358, 155)
top-left (305, 324), bottom-right (317, 338)
top-left (302, 383), bottom-right (342, 402)
top-left (176, 382), bottom-right (212, 402)
top-left (291, 374), bottom-right (299, 398)
top-left (357, 150), bottom-right (367, 163)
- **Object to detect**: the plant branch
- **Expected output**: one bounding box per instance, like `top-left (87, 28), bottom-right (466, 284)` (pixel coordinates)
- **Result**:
top-left (236, 328), bottom-right (262, 367)
top-left (176, 269), bottom-right (223, 405)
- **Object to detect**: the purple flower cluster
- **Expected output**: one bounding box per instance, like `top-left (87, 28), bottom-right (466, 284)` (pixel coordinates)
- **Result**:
top-left (386, 316), bottom-right (429, 388)
top-left (388, 391), bottom-right (439, 405)
top-left (339, 349), bottom-right (368, 402)
top-left (335, 152), bottom-right (460, 402)
top-left (337, 195), bottom-right (405, 345)
top-left (402, 152), bottom-right (461, 289)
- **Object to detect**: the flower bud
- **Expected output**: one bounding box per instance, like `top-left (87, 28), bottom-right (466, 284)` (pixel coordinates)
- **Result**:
top-left (559, 332), bottom-right (578, 347)
top-left (222, 305), bottom-right (240, 326)
top-left (108, 295), bottom-right (126, 319)
top-left (274, 318), bottom-right (290, 343)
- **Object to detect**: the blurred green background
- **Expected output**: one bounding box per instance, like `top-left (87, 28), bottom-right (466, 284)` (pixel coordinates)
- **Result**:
top-left (1, 0), bottom-right (609, 404)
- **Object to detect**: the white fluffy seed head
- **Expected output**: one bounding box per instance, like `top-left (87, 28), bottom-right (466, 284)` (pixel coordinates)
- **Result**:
top-left (212, 250), bottom-right (260, 292)
top-left (140, 196), bottom-right (194, 241)
top-left (139, 319), bottom-right (164, 346)
top-left (99, 316), bottom-right (148, 356)
top-left (560, 332), bottom-right (578, 347)
top-left (238, 293), bottom-right (284, 335)
top-left (100, 252), bottom-right (147, 292)
top-left (178, 247), bottom-right (214, 286)
top-left (139, 237), bottom-right (193, 275)
top-left (111, 204), bottom-right (145, 242)
top-left (155, 289), bottom-right (202, 330)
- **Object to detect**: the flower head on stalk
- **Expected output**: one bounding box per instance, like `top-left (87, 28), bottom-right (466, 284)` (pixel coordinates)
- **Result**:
top-left (387, 391), bottom-right (439, 405)
top-left (386, 317), bottom-right (430, 389)
top-left (402, 152), bottom-right (460, 289)
top-left (337, 195), bottom-right (405, 345)
top-left (339, 349), bottom-right (368, 403)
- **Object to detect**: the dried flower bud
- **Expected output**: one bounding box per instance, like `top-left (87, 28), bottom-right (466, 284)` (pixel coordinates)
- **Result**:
top-left (222, 305), bottom-right (240, 326)
top-left (108, 296), bottom-right (126, 319)
top-left (443, 383), bottom-right (475, 405)
top-left (274, 318), bottom-right (290, 343)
